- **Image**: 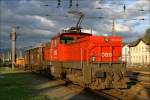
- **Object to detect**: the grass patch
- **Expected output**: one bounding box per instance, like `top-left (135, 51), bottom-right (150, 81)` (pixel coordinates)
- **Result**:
top-left (0, 67), bottom-right (52, 100)
top-left (0, 67), bottom-right (12, 72)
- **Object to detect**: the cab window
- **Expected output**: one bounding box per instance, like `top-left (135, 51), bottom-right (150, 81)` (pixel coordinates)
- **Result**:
top-left (60, 36), bottom-right (74, 44)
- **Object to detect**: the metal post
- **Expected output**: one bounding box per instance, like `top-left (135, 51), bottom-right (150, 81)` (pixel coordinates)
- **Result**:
top-left (112, 18), bottom-right (115, 36)
top-left (10, 26), bottom-right (16, 70)
top-left (9, 51), bottom-right (11, 62)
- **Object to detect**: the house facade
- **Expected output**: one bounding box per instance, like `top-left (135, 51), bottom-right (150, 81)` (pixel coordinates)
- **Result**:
top-left (122, 39), bottom-right (150, 66)
top-left (122, 44), bottom-right (130, 63)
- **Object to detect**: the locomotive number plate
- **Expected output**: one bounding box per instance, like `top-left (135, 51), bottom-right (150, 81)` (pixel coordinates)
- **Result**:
top-left (101, 53), bottom-right (112, 57)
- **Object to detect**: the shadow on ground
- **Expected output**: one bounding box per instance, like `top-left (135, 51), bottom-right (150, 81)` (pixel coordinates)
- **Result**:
top-left (69, 88), bottom-right (111, 100)
top-left (0, 71), bottom-right (54, 100)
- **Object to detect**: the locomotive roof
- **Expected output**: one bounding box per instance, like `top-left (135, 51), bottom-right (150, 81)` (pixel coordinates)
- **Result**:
top-left (60, 32), bottom-right (92, 36)
top-left (51, 26), bottom-right (92, 39)
top-left (51, 32), bottom-right (92, 39)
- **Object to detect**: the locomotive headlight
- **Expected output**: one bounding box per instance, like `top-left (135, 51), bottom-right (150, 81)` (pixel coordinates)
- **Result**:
top-left (91, 56), bottom-right (96, 62)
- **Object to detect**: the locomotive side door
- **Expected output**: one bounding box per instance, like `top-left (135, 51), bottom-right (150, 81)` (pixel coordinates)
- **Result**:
top-left (50, 37), bottom-right (63, 78)
top-left (51, 37), bottom-right (59, 61)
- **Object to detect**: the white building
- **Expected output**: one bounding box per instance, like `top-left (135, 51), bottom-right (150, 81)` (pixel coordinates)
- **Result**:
top-left (122, 44), bottom-right (130, 63)
top-left (122, 39), bottom-right (150, 66)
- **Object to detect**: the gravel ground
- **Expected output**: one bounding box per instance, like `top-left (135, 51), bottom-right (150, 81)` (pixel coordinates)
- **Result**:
top-left (35, 77), bottom-right (111, 100)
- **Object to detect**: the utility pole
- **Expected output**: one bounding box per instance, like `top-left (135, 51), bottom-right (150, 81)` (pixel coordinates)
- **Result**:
top-left (10, 26), bottom-right (17, 70)
top-left (112, 18), bottom-right (115, 36)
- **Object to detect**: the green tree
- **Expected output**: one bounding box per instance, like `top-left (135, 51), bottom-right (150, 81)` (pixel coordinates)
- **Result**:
top-left (143, 28), bottom-right (150, 44)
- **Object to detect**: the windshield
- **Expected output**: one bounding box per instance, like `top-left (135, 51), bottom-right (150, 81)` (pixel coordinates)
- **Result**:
top-left (60, 33), bottom-right (91, 44)
top-left (60, 36), bottom-right (74, 44)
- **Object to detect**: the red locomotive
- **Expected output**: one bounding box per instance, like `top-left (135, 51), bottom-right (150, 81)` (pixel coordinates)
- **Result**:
top-left (24, 27), bottom-right (127, 89)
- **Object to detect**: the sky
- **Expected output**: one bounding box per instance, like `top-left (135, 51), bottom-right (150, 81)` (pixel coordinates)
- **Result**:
top-left (0, 0), bottom-right (150, 49)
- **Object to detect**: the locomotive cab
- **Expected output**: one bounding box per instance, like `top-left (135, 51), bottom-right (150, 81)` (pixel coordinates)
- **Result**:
top-left (59, 26), bottom-right (92, 44)
top-left (60, 32), bottom-right (92, 44)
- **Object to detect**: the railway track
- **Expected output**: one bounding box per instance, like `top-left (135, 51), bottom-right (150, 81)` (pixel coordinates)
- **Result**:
top-left (65, 70), bottom-right (150, 100)
top-left (125, 71), bottom-right (150, 100)
top-left (66, 70), bottom-right (150, 100)
top-left (31, 70), bottom-right (150, 100)
top-left (128, 71), bottom-right (150, 84)
top-left (66, 84), bottom-right (124, 100)
top-left (94, 90), bottom-right (123, 100)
